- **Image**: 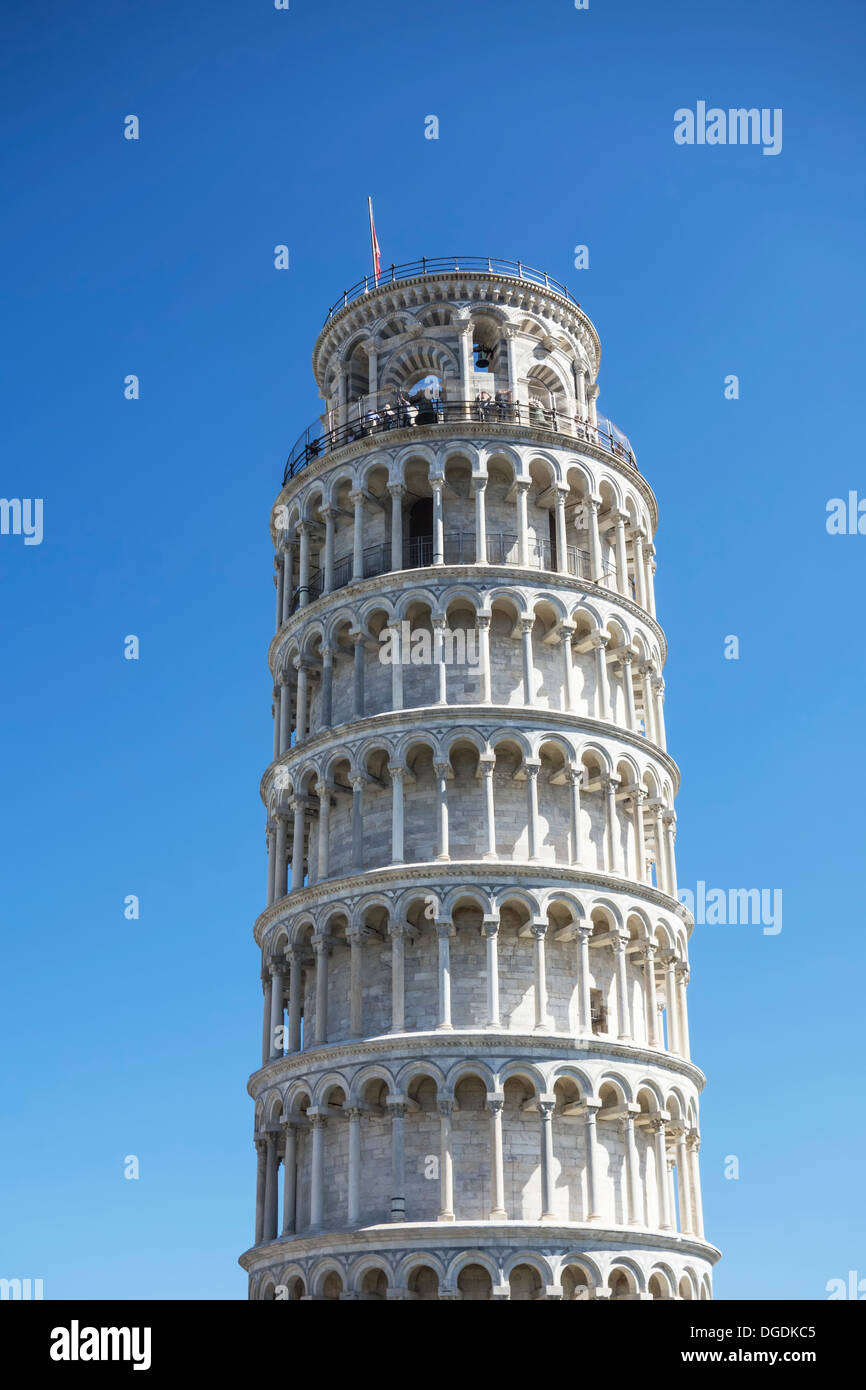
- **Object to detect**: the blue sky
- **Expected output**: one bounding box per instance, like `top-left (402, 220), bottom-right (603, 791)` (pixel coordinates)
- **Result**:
top-left (1, 0), bottom-right (863, 1299)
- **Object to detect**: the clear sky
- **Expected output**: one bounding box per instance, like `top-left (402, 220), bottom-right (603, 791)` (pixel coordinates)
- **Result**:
top-left (1, 0), bottom-right (864, 1300)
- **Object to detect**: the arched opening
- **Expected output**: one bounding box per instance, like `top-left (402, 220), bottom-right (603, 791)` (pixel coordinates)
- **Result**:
top-left (509, 1263), bottom-right (544, 1301)
top-left (360, 1268), bottom-right (389, 1301)
top-left (407, 1265), bottom-right (440, 1301)
top-left (457, 1263), bottom-right (493, 1301)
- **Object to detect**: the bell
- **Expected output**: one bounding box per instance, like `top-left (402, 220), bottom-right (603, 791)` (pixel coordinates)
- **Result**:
top-left (475, 350), bottom-right (489, 370)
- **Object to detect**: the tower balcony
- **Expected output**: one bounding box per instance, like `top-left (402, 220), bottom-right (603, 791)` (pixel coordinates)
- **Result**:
top-left (284, 398), bottom-right (636, 487)
top-left (322, 255), bottom-right (584, 325)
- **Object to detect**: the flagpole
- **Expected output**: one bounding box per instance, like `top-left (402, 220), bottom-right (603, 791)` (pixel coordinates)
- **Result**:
top-left (367, 196), bottom-right (379, 287)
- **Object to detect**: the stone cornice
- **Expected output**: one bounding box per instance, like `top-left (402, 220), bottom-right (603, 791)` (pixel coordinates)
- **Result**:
top-left (268, 561), bottom-right (668, 670)
top-left (252, 861), bottom-right (693, 948)
top-left (239, 1221), bottom-right (721, 1274)
top-left (259, 704), bottom-right (680, 807)
top-left (246, 1028), bottom-right (707, 1096)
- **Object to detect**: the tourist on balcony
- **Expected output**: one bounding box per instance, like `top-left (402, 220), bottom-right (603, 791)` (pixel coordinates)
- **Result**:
top-left (476, 389), bottom-right (493, 421)
top-left (381, 402), bottom-right (396, 430)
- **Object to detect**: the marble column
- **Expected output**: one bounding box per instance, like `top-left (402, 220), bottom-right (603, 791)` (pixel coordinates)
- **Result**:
top-left (432, 618), bottom-right (447, 704)
top-left (434, 761), bottom-right (450, 860)
top-left (663, 811), bottom-right (678, 898)
top-left (436, 921), bottom-right (453, 1030)
top-left (587, 498), bottom-right (603, 581)
top-left (613, 932), bottom-right (632, 1041)
top-left (390, 764), bottom-right (405, 863)
top-left (290, 797), bottom-right (306, 891)
top-left (539, 1100), bottom-right (556, 1220)
top-left (294, 659), bottom-right (309, 742)
top-left (632, 529), bottom-right (647, 609)
top-left (309, 1113), bottom-right (326, 1230)
top-left (482, 916), bottom-right (500, 1027)
top-left (622, 1108), bottom-right (643, 1225)
top-left (287, 947), bottom-right (302, 1053)
top-left (531, 921), bottom-right (550, 1032)
top-left (525, 760), bottom-right (541, 860)
top-left (351, 776), bottom-right (365, 870)
top-left (473, 476), bottom-right (488, 563)
top-left (676, 963), bottom-right (691, 1060)
top-left (584, 1104), bottom-right (602, 1220)
top-left (613, 513), bottom-right (629, 597)
top-left (438, 1100), bottom-right (455, 1221)
top-left (687, 1132), bottom-right (704, 1238)
top-left (639, 663), bottom-right (657, 743)
top-left (297, 522), bottom-right (311, 608)
top-left (346, 1108), bottom-right (362, 1225)
top-left (351, 491), bottom-right (365, 581)
top-left (347, 927), bottom-right (365, 1038)
top-left (515, 480), bottom-right (530, 566)
top-left (650, 1116), bottom-right (673, 1230)
top-left (282, 541), bottom-right (296, 625)
top-left (315, 783), bottom-right (330, 880)
top-left (488, 1096), bottom-right (507, 1219)
top-left (629, 788), bottom-right (647, 883)
top-left (431, 478), bottom-right (444, 565)
top-left (642, 942), bottom-right (659, 1046)
top-left (352, 632), bottom-right (365, 719)
top-left (520, 618), bottom-right (535, 703)
top-left (593, 636), bottom-right (610, 719)
top-left (278, 675), bottom-right (291, 753)
top-left (477, 615), bottom-right (492, 703)
top-left (322, 507), bottom-right (337, 593)
top-left (254, 1139), bottom-right (266, 1244)
top-left (560, 621), bottom-right (576, 710)
top-left (621, 652), bottom-right (637, 731)
top-left (389, 483), bottom-right (404, 572)
top-left (263, 1132), bottom-right (279, 1241)
top-left (603, 776), bottom-right (622, 874)
top-left (268, 962), bottom-right (285, 1061)
top-left (568, 766), bottom-right (583, 865)
top-left (312, 934), bottom-right (330, 1045)
top-left (388, 921), bottom-right (406, 1033)
top-left (320, 646), bottom-right (334, 728)
top-left (389, 1102), bottom-right (407, 1221)
top-left (663, 954), bottom-right (681, 1054)
top-left (576, 922), bottom-right (593, 1035)
top-left (481, 756), bottom-right (497, 858)
top-left (554, 487), bottom-right (569, 573)
top-left (281, 1122), bottom-right (297, 1235)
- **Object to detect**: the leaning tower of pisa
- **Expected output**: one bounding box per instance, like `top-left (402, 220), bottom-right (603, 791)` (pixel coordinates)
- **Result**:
top-left (240, 257), bottom-right (719, 1301)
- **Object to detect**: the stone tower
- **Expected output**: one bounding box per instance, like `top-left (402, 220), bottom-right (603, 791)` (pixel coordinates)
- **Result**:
top-left (240, 257), bottom-right (719, 1301)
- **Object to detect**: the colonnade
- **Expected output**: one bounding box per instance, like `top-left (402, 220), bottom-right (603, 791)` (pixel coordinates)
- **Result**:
top-left (272, 621), bottom-right (667, 758)
top-left (260, 919), bottom-right (690, 1062)
top-left (253, 1095), bottom-right (704, 1245)
top-left (272, 486), bottom-right (657, 625)
top-left (265, 768), bottom-right (678, 906)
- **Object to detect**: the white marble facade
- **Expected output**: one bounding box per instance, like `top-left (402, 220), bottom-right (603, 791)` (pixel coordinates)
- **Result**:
top-left (239, 263), bottom-right (718, 1300)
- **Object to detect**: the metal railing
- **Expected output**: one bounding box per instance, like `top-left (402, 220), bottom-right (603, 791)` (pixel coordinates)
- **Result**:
top-left (289, 533), bottom-right (616, 612)
top-left (323, 255), bottom-right (582, 324)
top-left (283, 398), bottom-right (635, 484)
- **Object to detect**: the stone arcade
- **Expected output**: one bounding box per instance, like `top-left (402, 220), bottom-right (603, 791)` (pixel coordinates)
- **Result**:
top-left (239, 256), bottom-right (719, 1301)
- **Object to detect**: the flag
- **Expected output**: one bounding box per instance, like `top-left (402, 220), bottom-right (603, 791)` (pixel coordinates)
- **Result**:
top-left (368, 196), bottom-right (381, 285)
